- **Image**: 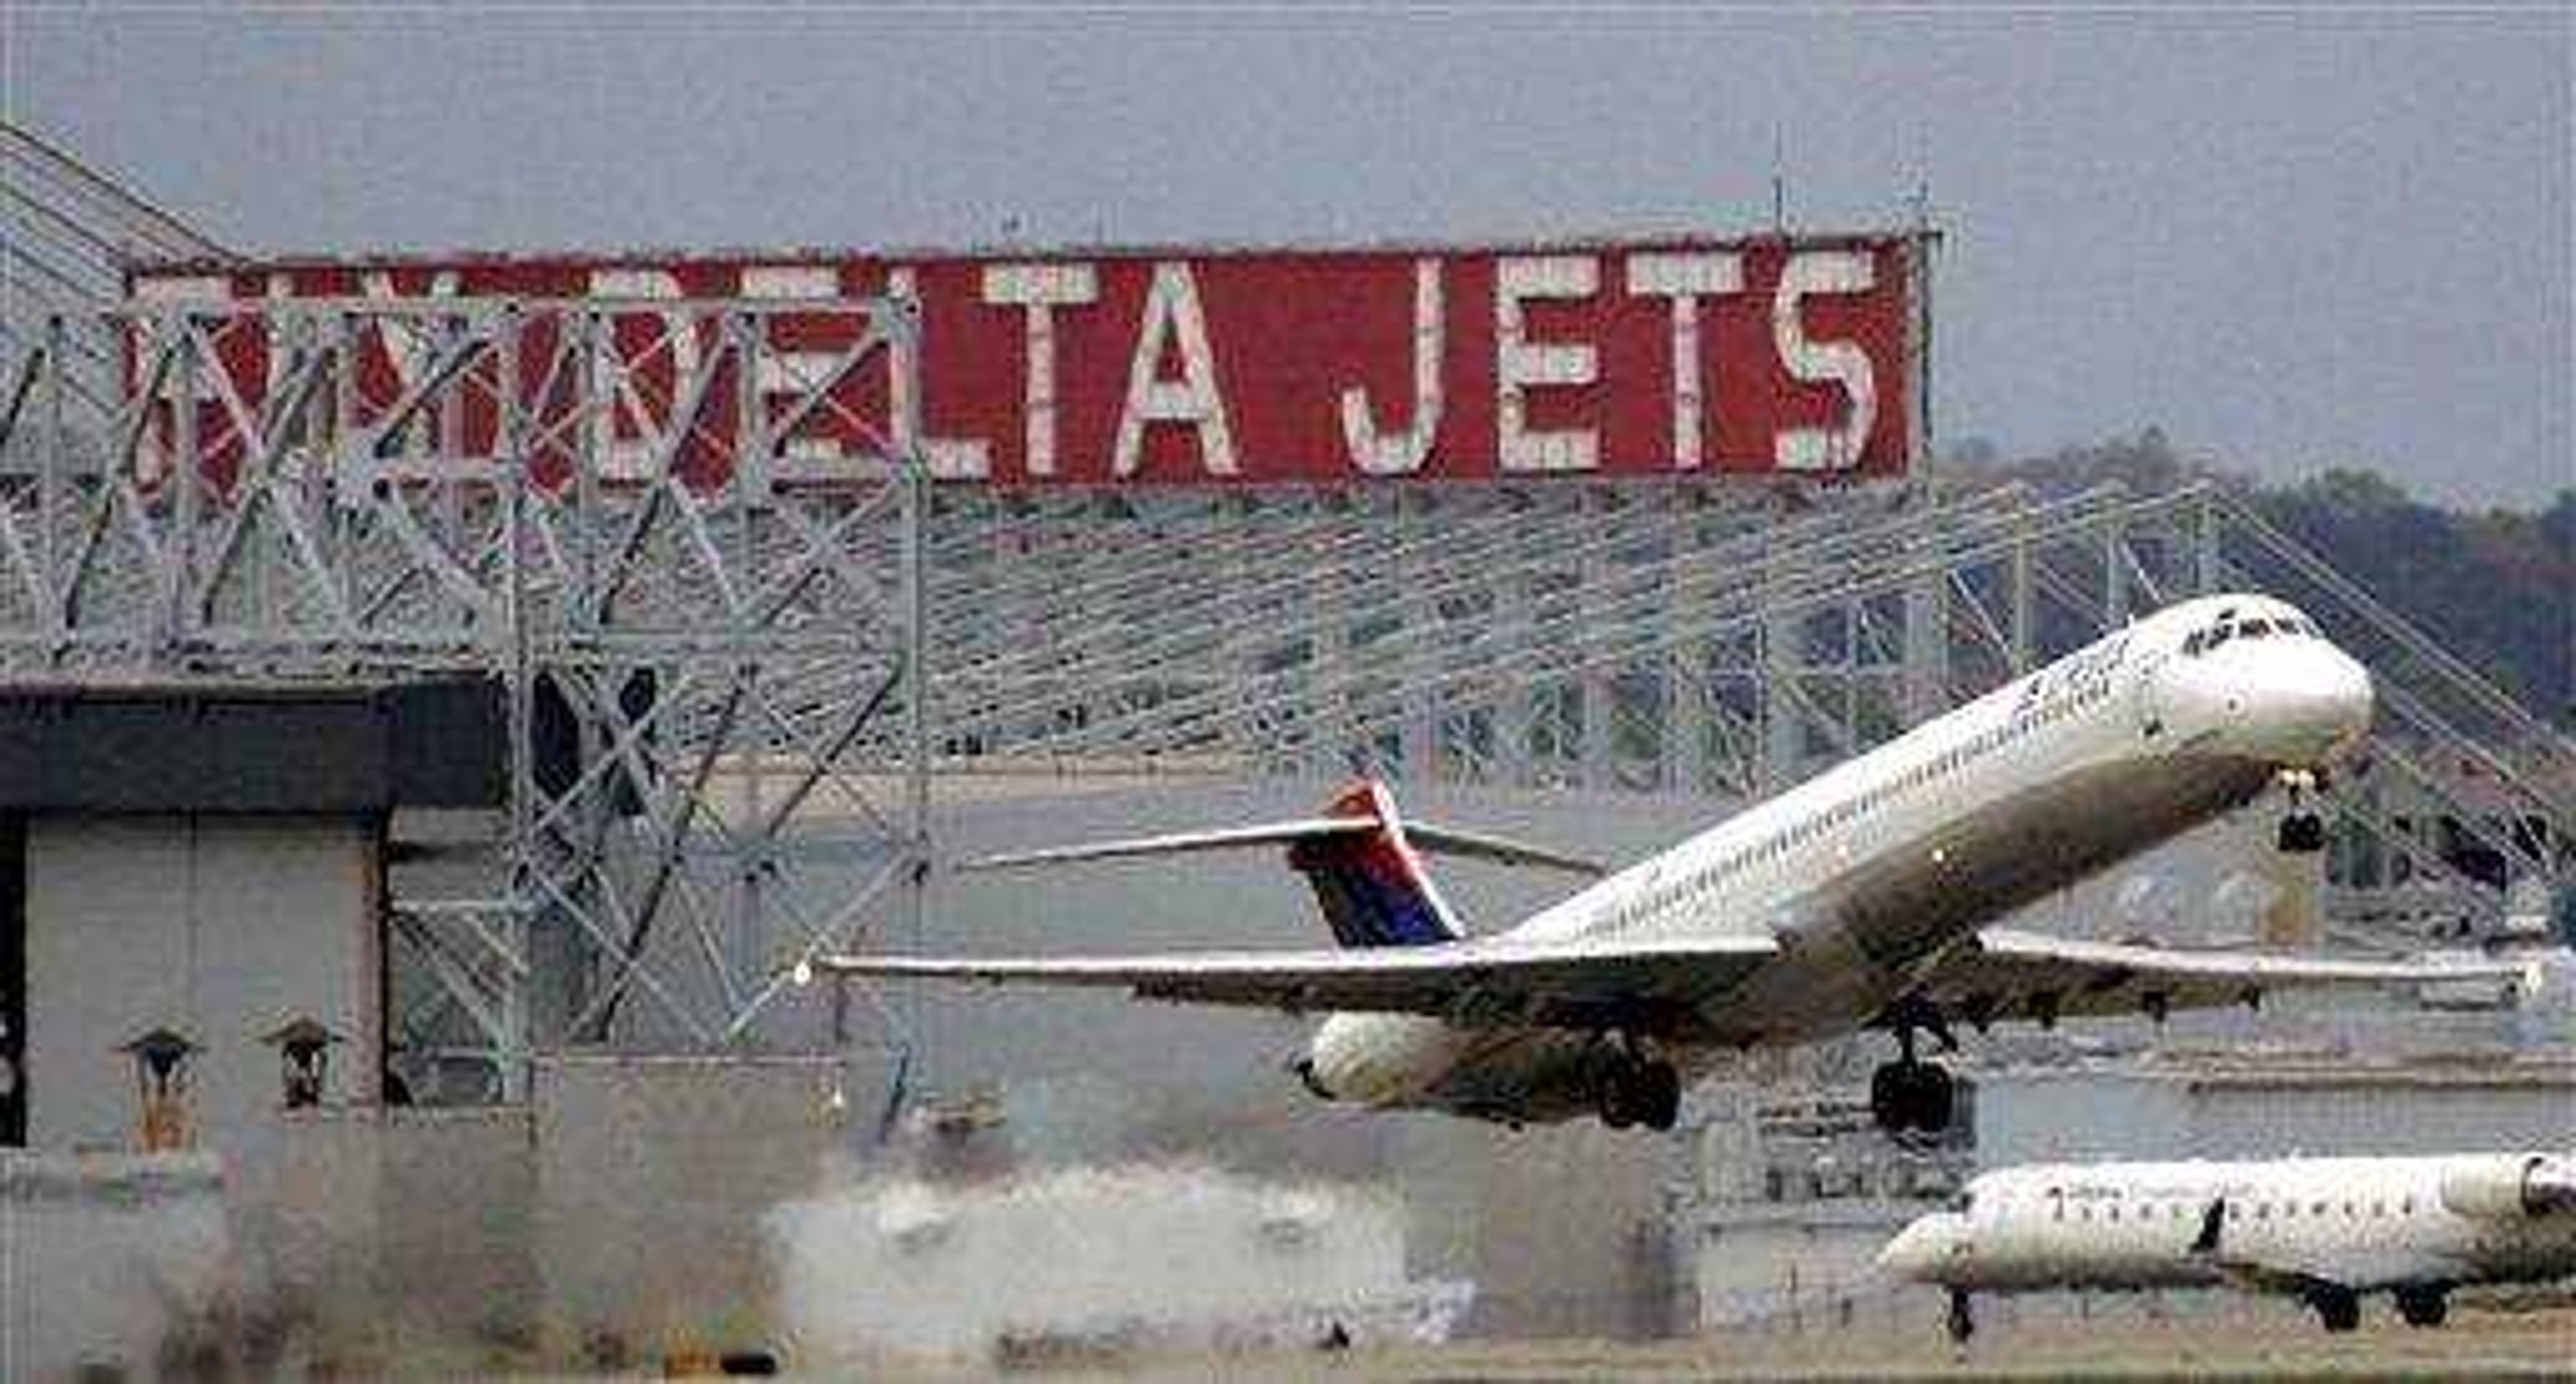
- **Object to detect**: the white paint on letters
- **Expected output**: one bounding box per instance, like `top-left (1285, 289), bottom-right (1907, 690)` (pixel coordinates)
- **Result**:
top-left (129, 276), bottom-right (237, 486)
top-left (883, 266), bottom-right (990, 479)
top-left (1770, 250), bottom-right (1877, 472)
top-left (1339, 258), bottom-right (1445, 476)
top-left (587, 267), bottom-right (702, 481)
top-left (983, 262), bottom-right (1098, 478)
top-left (1113, 262), bottom-right (1236, 478)
top-left (1626, 252), bottom-right (1742, 470)
top-left (743, 265), bottom-right (853, 466)
top-left (1494, 254), bottom-right (1598, 473)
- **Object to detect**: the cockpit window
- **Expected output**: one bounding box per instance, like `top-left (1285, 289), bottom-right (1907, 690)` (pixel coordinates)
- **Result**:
top-left (2185, 606), bottom-right (2320, 656)
top-left (1947, 1189), bottom-right (1974, 1214)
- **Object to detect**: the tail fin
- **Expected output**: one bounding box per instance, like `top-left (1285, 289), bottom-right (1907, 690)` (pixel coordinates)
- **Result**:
top-left (1286, 781), bottom-right (1464, 949)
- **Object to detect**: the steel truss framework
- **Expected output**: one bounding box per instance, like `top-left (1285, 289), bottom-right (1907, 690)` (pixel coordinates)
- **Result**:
top-left (1, 298), bottom-right (2566, 1101)
top-left (911, 479), bottom-right (2571, 916)
top-left (0, 298), bottom-right (930, 1096)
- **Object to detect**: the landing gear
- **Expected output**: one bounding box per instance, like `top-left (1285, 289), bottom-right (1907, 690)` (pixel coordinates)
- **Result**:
top-left (1944, 1288), bottom-right (1974, 1345)
top-left (2276, 769), bottom-right (2327, 854)
top-left (1870, 1009), bottom-right (1960, 1134)
top-left (2394, 1285), bottom-right (2449, 1328)
top-left (1870, 1060), bottom-right (1957, 1134)
top-left (2277, 812), bottom-right (2326, 853)
top-left (1593, 1047), bottom-right (1683, 1132)
top-left (2309, 1286), bottom-right (2361, 1333)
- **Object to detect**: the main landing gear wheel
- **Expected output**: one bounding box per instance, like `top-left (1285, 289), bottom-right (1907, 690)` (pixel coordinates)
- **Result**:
top-left (1870, 1061), bottom-right (1957, 1134)
top-left (1944, 1289), bottom-right (1975, 1345)
top-left (2277, 812), bottom-right (2326, 854)
top-left (1595, 1053), bottom-right (1683, 1132)
top-left (2310, 1287), bottom-right (2361, 1334)
top-left (2394, 1285), bottom-right (2449, 1328)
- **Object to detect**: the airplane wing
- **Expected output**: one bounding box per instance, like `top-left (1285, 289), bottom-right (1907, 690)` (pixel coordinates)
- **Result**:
top-left (807, 933), bottom-right (1779, 1029)
top-left (2190, 1201), bottom-right (2463, 1295)
top-left (1910, 927), bottom-right (2538, 1028)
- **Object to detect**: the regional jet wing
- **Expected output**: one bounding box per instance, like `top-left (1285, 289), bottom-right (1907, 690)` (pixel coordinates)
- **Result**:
top-left (1911, 927), bottom-right (2538, 1028)
top-left (807, 933), bottom-right (1778, 1029)
top-left (2190, 1200), bottom-right (2460, 1294)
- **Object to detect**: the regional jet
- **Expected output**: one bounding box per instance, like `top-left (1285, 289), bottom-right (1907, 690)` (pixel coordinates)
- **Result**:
top-left (1877, 1151), bottom-right (2576, 1340)
top-left (810, 594), bottom-right (2532, 1135)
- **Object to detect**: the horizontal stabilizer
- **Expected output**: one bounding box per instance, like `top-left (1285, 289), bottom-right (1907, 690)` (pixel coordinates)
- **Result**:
top-left (963, 816), bottom-right (1604, 878)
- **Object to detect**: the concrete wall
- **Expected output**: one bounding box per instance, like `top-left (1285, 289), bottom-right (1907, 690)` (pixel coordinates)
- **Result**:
top-left (23, 814), bottom-right (380, 1152)
top-left (224, 1108), bottom-right (538, 1353)
top-left (1976, 1061), bottom-right (2576, 1165)
top-left (1391, 1115), bottom-right (1675, 1339)
top-left (1, 1152), bottom-right (235, 1381)
top-left (1692, 1202), bottom-right (1921, 1332)
top-left (530, 1055), bottom-right (867, 1361)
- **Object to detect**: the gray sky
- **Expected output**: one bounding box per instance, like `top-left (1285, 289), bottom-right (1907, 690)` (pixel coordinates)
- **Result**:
top-left (7, 7), bottom-right (2569, 507)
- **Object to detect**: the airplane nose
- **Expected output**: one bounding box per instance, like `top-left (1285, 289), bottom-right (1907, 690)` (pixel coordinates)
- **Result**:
top-left (1874, 1219), bottom-right (1939, 1281)
top-left (2285, 648), bottom-right (2374, 751)
top-left (2320, 650), bottom-right (2373, 739)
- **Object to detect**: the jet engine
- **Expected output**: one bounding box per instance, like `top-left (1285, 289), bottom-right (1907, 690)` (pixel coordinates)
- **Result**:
top-left (2438, 1153), bottom-right (2576, 1219)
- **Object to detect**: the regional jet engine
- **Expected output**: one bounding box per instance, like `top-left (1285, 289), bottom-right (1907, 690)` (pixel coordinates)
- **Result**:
top-left (2438, 1153), bottom-right (2576, 1219)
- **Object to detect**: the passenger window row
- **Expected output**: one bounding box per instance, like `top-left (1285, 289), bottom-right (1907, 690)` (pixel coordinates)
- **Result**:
top-left (1605, 653), bottom-right (2116, 934)
top-left (2047, 1193), bottom-right (2417, 1224)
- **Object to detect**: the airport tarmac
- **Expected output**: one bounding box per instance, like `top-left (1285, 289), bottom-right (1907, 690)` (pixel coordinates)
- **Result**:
top-left (1018, 1302), bottom-right (2576, 1383)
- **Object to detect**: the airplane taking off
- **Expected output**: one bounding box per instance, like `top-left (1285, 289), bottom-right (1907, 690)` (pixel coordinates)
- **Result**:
top-left (1877, 1151), bottom-right (2576, 1340)
top-left (810, 593), bottom-right (2533, 1135)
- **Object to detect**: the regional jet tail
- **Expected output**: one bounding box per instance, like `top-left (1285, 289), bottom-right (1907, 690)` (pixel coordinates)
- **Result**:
top-left (810, 593), bottom-right (2536, 1134)
top-left (1878, 1151), bottom-right (2576, 1341)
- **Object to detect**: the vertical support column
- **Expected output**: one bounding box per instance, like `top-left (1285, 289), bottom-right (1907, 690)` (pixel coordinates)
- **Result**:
top-left (1307, 518), bottom-right (1348, 780)
top-left (1902, 568), bottom-right (1950, 728)
top-left (499, 433), bottom-right (534, 1104)
top-left (2008, 526), bottom-right (2035, 676)
top-left (1760, 513), bottom-right (1804, 792)
top-left (167, 309), bottom-right (199, 659)
top-left (1579, 490), bottom-right (1615, 791)
top-left (892, 292), bottom-right (934, 1098)
top-left (731, 309), bottom-right (769, 1007)
top-left (1670, 514), bottom-right (1711, 796)
top-left (1494, 559), bottom-right (1534, 789)
top-left (1401, 492), bottom-right (1440, 783)
top-left (38, 315), bottom-right (66, 643)
top-left (2193, 490), bottom-right (2225, 594)
top-left (2102, 520), bottom-right (2132, 627)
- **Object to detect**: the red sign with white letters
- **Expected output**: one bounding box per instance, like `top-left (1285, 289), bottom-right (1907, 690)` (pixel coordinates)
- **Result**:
top-left (131, 231), bottom-right (1924, 488)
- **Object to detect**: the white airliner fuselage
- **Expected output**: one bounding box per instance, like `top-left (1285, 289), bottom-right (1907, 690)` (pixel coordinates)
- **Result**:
top-left (1301, 594), bottom-right (2371, 1123)
top-left (1878, 1151), bottom-right (2576, 1337)
top-left (823, 593), bottom-right (2520, 1135)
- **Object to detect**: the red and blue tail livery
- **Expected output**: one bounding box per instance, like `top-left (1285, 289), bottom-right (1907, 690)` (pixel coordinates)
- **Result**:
top-left (1287, 782), bottom-right (1464, 949)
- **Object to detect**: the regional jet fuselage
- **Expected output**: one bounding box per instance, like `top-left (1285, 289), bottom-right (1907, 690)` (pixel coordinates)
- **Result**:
top-left (1878, 1151), bottom-right (2576, 1339)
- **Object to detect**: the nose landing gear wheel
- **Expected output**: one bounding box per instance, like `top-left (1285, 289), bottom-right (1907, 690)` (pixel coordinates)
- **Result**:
top-left (2277, 812), bottom-right (2326, 854)
top-left (1594, 1054), bottom-right (1684, 1132)
top-left (1945, 1289), bottom-right (1974, 1345)
top-left (2310, 1287), bottom-right (2361, 1333)
top-left (2394, 1286), bottom-right (2449, 1328)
